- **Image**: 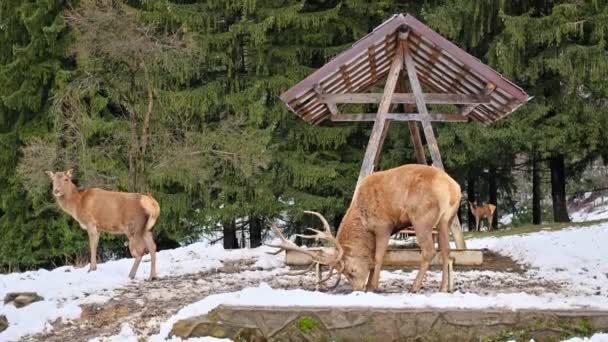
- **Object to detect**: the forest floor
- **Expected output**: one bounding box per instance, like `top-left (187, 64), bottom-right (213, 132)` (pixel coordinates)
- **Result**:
top-left (2, 219), bottom-right (608, 341)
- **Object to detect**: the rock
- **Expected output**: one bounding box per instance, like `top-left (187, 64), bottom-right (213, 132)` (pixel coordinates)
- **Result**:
top-left (0, 315), bottom-right (8, 333)
top-left (4, 292), bottom-right (44, 308)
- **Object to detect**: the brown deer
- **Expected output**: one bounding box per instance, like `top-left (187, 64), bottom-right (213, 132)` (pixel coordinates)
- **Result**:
top-left (45, 169), bottom-right (160, 280)
top-left (269, 164), bottom-right (461, 293)
top-left (469, 201), bottom-right (497, 232)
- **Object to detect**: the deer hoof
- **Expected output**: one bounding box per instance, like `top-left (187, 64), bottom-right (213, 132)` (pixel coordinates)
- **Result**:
top-left (87, 266), bottom-right (97, 273)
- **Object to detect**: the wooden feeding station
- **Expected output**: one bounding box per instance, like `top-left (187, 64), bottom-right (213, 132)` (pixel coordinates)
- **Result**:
top-left (279, 14), bottom-right (530, 266)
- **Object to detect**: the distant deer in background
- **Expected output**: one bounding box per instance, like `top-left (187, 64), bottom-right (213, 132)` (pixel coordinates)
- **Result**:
top-left (469, 201), bottom-right (496, 232)
top-left (45, 169), bottom-right (160, 280)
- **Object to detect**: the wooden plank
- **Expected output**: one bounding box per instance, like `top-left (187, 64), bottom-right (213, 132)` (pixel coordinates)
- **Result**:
top-left (319, 93), bottom-right (491, 105)
top-left (330, 113), bottom-right (468, 122)
top-left (408, 121), bottom-right (426, 164)
top-left (396, 75), bottom-right (427, 165)
top-left (402, 14), bottom-right (529, 102)
top-left (460, 83), bottom-right (496, 116)
top-left (368, 46), bottom-right (378, 82)
top-left (403, 42), bottom-right (444, 170)
top-left (313, 84), bottom-right (339, 115)
top-left (284, 248), bottom-right (483, 266)
top-left (356, 34), bottom-right (406, 188)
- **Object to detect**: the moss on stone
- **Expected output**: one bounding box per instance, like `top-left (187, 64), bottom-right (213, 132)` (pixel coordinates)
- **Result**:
top-left (297, 316), bottom-right (317, 333)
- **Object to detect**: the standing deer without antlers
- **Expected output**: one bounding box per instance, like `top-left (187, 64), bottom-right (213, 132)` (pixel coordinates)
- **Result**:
top-left (269, 164), bottom-right (461, 292)
top-left (45, 169), bottom-right (160, 280)
top-left (469, 201), bottom-right (496, 232)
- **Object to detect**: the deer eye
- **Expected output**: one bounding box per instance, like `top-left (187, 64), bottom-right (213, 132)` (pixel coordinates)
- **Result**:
top-left (64, 178), bottom-right (69, 181)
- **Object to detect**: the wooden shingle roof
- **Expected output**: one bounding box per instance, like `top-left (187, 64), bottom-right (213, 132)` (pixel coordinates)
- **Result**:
top-left (280, 14), bottom-right (531, 125)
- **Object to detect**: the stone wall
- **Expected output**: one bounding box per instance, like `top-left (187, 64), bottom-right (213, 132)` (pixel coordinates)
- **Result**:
top-left (171, 305), bottom-right (608, 341)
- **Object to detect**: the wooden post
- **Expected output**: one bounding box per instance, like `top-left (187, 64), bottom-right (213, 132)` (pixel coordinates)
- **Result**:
top-left (356, 31), bottom-right (406, 188)
top-left (396, 73), bottom-right (426, 165)
top-left (408, 122), bottom-right (426, 164)
top-left (403, 43), bottom-right (444, 170)
top-left (403, 38), bottom-right (467, 249)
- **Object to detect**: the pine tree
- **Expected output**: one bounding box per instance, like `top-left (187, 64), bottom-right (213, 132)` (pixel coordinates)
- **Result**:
top-left (0, 0), bottom-right (79, 270)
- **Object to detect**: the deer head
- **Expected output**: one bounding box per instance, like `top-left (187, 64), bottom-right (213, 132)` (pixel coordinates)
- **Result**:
top-left (45, 169), bottom-right (75, 198)
top-left (268, 211), bottom-right (371, 291)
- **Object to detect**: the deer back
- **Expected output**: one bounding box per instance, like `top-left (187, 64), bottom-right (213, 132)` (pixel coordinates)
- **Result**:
top-left (75, 188), bottom-right (149, 234)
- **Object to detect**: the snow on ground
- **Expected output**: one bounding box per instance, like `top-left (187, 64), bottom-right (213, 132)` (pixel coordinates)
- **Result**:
top-left (571, 203), bottom-right (608, 222)
top-left (0, 241), bottom-right (285, 341)
top-left (563, 333), bottom-right (608, 342)
top-left (467, 223), bottom-right (608, 296)
top-left (3, 221), bottom-right (608, 341)
top-left (149, 222), bottom-right (608, 341)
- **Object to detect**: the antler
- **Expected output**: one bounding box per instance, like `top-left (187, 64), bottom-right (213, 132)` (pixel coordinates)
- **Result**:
top-left (266, 223), bottom-right (324, 261)
top-left (267, 212), bottom-right (346, 290)
top-left (299, 211), bottom-right (344, 261)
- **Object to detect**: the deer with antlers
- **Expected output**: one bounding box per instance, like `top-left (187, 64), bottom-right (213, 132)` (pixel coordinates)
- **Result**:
top-left (269, 164), bottom-right (461, 292)
top-left (45, 169), bottom-right (160, 280)
top-left (469, 201), bottom-right (497, 232)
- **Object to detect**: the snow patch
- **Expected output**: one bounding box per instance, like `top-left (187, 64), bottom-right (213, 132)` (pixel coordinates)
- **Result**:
top-left (0, 243), bottom-right (282, 341)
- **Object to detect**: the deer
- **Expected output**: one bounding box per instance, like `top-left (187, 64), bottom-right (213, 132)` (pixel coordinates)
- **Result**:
top-left (268, 164), bottom-right (461, 293)
top-left (468, 201), bottom-right (497, 232)
top-left (45, 169), bottom-right (160, 280)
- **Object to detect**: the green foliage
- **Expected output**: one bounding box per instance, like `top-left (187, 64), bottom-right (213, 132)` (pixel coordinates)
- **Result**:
top-left (2, 0), bottom-right (608, 269)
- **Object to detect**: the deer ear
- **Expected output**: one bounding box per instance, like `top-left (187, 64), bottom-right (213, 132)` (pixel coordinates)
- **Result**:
top-left (66, 169), bottom-right (73, 178)
top-left (45, 171), bottom-right (54, 178)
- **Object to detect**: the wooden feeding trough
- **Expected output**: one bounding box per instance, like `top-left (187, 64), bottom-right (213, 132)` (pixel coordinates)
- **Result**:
top-left (279, 14), bottom-right (530, 263)
top-left (284, 247), bottom-right (483, 267)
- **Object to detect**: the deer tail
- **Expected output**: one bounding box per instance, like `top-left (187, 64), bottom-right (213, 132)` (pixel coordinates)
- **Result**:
top-left (140, 194), bottom-right (160, 231)
top-left (469, 201), bottom-right (475, 213)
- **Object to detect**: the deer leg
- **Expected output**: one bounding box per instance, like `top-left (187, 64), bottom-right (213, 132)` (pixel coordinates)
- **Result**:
top-left (127, 237), bottom-right (144, 279)
top-left (87, 228), bottom-right (100, 272)
top-left (475, 217), bottom-right (480, 232)
top-left (411, 224), bottom-right (436, 293)
top-left (143, 231), bottom-right (157, 280)
top-left (437, 219), bottom-right (451, 292)
top-left (366, 231), bottom-right (390, 292)
top-left (488, 215), bottom-right (494, 232)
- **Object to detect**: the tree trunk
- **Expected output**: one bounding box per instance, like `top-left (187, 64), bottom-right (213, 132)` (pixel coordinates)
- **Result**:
top-left (467, 171), bottom-right (477, 232)
top-left (249, 216), bottom-right (263, 248)
top-left (223, 221), bottom-right (239, 249)
top-left (550, 154), bottom-right (570, 222)
top-left (488, 166), bottom-right (498, 230)
top-left (532, 153), bottom-right (542, 225)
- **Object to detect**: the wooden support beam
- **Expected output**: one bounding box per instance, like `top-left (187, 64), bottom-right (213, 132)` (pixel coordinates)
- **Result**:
top-left (331, 113), bottom-right (468, 122)
top-left (403, 40), bottom-right (466, 250)
top-left (459, 83), bottom-right (496, 116)
top-left (396, 74), bottom-right (426, 165)
top-left (408, 121), bottom-right (426, 164)
top-left (318, 93), bottom-right (491, 105)
top-left (403, 43), bottom-right (444, 170)
top-left (356, 31), bottom-right (406, 189)
top-left (313, 84), bottom-right (339, 115)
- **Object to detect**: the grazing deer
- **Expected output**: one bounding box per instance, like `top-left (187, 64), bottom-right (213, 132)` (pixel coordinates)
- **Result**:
top-left (269, 164), bottom-right (461, 293)
top-left (45, 169), bottom-right (160, 280)
top-left (469, 201), bottom-right (496, 232)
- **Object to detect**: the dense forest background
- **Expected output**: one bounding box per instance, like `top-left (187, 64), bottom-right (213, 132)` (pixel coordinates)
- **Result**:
top-left (1, 0), bottom-right (607, 271)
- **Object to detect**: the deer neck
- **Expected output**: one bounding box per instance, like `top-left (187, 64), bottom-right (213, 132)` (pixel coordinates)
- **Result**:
top-left (336, 209), bottom-right (375, 259)
top-left (56, 185), bottom-right (82, 219)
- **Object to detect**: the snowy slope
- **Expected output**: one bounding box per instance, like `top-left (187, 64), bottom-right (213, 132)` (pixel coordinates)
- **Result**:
top-left (0, 242), bottom-right (283, 341)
